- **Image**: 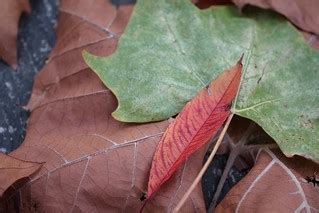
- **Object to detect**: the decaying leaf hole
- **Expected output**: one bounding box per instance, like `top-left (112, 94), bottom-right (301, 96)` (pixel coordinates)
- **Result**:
top-left (304, 173), bottom-right (319, 187)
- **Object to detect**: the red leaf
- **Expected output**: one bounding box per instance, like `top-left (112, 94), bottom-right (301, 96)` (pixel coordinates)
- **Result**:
top-left (146, 58), bottom-right (243, 202)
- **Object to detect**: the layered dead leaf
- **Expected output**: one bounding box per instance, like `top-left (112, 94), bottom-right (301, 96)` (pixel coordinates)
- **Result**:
top-left (0, 0), bottom-right (30, 69)
top-left (215, 148), bottom-right (319, 212)
top-left (0, 153), bottom-right (42, 197)
top-left (3, 91), bottom-right (207, 212)
top-left (0, 0), bottom-right (206, 212)
top-left (233, 0), bottom-right (319, 35)
top-left (2, 0), bottom-right (318, 212)
top-left (146, 60), bottom-right (242, 202)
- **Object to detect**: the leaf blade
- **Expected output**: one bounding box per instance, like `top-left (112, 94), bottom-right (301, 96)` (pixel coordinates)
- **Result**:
top-left (0, 153), bottom-right (42, 197)
top-left (233, 0), bottom-right (319, 35)
top-left (215, 149), bottom-right (319, 212)
top-left (0, 0), bottom-right (30, 69)
top-left (146, 59), bottom-right (242, 200)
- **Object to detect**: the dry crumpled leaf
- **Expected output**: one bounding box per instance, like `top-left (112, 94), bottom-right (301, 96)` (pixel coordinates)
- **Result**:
top-left (215, 148), bottom-right (319, 212)
top-left (0, 0), bottom-right (30, 69)
top-left (0, 0), bottom-right (206, 212)
top-left (233, 0), bottom-right (319, 35)
top-left (0, 153), bottom-right (42, 197)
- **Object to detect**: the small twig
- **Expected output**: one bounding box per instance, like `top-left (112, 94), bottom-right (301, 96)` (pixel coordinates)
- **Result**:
top-left (243, 143), bottom-right (278, 151)
top-left (173, 114), bottom-right (234, 212)
top-left (206, 128), bottom-right (222, 152)
top-left (225, 133), bottom-right (235, 148)
top-left (207, 123), bottom-right (256, 212)
top-left (208, 143), bottom-right (240, 212)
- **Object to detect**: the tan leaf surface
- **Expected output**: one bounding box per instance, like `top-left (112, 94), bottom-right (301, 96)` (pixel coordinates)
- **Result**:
top-left (0, 153), bottom-right (42, 197)
top-left (0, 0), bottom-right (30, 69)
top-left (0, 0), bottom-right (206, 212)
top-left (216, 148), bottom-right (319, 212)
top-left (233, 0), bottom-right (319, 35)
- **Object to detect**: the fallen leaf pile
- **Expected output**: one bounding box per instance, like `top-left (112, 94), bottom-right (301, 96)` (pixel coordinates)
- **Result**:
top-left (0, 0), bottom-right (30, 69)
top-left (0, 0), bottom-right (206, 211)
top-left (1, 0), bottom-right (319, 212)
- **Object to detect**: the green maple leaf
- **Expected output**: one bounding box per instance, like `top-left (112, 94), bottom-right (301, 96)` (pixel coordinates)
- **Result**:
top-left (83, 0), bottom-right (319, 161)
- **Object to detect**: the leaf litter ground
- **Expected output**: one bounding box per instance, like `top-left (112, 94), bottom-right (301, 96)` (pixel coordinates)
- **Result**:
top-left (1, 0), bottom-right (319, 212)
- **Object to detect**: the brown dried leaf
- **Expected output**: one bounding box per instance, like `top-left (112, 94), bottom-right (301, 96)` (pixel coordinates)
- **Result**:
top-left (0, 0), bottom-right (30, 69)
top-left (0, 153), bottom-right (42, 197)
top-left (215, 149), bottom-right (319, 212)
top-left (303, 32), bottom-right (319, 50)
top-left (0, 0), bottom-right (206, 212)
top-left (233, 0), bottom-right (319, 35)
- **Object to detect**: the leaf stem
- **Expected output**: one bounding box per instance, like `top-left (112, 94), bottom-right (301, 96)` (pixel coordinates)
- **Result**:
top-left (173, 113), bottom-right (234, 212)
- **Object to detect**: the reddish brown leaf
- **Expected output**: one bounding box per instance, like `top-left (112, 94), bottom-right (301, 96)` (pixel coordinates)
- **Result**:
top-left (146, 59), bottom-right (243, 202)
top-left (303, 32), bottom-right (319, 50)
top-left (0, 153), bottom-right (42, 197)
top-left (215, 149), bottom-right (319, 212)
top-left (233, 0), bottom-right (319, 35)
top-left (0, 0), bottom-right (206, 212)
top-left (0, 0), bottom-right (30, 69)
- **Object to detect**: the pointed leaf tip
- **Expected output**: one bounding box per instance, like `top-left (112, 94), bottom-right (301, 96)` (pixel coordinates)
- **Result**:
top-left (238, 53), bottom-right (244, 65)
